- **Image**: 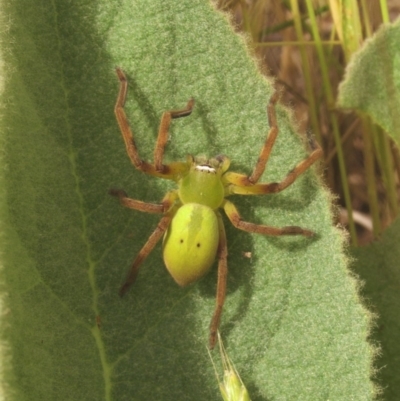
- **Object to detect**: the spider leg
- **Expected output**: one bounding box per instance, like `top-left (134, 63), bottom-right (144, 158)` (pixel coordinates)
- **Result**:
top-left (114, 68), bottom-right (190, 179)
top-left (247, 91), bottom-right (280, 184)
top-left (222, 91), bottom-right (279, 186)
top-left (109, 189), bottom-right (178, 214)
top-left (223, 199), bottom-right (314, 236)
top-left (223, 89), bottom-right (322, 190)
top-left (227, 141), bottom-right (322, 195)
top-left (119, 214), bottom-right (173, 297)
top-left (209, 213), bottom-right (228, 349)
top-left (154, 98), bottom-right (194, 173)
top-left (109, 189), bottom-right (178, 296)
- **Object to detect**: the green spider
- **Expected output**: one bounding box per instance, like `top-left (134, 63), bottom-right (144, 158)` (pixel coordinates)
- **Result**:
top-left (110, 68), bottom-right (322, 349)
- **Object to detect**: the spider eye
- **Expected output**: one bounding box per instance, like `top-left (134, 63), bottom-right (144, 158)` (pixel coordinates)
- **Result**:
top-left (195, 165), bottom-right (217, 174)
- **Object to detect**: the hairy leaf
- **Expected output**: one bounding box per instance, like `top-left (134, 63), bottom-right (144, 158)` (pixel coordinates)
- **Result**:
top-left (338, 18), bottom-right (400, 146)
top-left (351, 218), bottom-right (400, 401)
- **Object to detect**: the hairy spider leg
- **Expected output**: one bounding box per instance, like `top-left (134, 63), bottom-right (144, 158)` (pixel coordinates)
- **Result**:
top-left (246, 91), bottom-right (280, 184)
top-left (109, 189), bottom-right (179, 296)
top-left (115, 67), bottom-right (193, 179)
top-left (223, 199), bottom-right (314, 237)
top-left (209, 213), bottom-right (228, 349)
top-left (227, 143), bottom-right (322, 195)
top-left (108, 189), bottom-right (179, 214)
top-left (154, 96), bottom-right (194, 173)
top-left (119, 215), bottom-right (172, 297)
top-left (223, 88), bottom-right (322, 189)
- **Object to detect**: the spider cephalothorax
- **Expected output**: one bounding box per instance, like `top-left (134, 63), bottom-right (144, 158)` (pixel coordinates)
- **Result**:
top-left (110, 68), bottom-right (322, 348)
top-left (177, 156), bottom-right (228, 209)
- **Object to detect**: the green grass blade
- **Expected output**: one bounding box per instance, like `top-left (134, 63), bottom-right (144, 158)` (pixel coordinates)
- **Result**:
top-left (304, 0), bottom-right (358, 244)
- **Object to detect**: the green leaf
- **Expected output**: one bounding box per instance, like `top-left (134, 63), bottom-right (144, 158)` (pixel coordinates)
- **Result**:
top-left (337, 18), bottom-right (400, 146)
top-left (351, 218), bottom-right (400, 401)
top-left (0, 0), bottom-right (374, 400)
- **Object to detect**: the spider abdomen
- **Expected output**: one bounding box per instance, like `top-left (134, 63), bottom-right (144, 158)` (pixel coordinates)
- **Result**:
top-left (163, 203), bottom-right (219, 286)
